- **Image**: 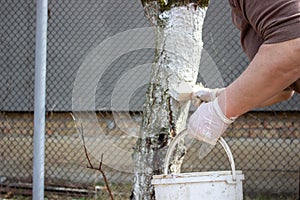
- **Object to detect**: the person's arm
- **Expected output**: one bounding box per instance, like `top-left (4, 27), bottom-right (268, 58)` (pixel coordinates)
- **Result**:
top-left (255, 89), bottom-right (294, 108)
top-left (188, 38), bottom-right (300, 145)
top-left (218, 38), bottom-right (300, 118)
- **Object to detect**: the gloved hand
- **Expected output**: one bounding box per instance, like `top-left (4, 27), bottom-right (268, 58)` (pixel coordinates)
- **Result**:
top-left (187, 98), bottom-right (235, 145)
top-left (192, 87), bottom-right (225, 102)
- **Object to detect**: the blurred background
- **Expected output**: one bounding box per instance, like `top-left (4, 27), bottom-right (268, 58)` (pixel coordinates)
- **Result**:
top-left (0, 0), bottom-right (299, 199)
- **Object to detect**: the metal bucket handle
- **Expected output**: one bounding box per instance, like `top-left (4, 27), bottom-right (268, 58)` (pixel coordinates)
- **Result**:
top-left (163, 130), bottom-right (237, 181)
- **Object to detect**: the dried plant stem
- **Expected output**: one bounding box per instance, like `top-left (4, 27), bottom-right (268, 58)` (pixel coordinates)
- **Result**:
top-left (71, 113), bottom-right (114, 200)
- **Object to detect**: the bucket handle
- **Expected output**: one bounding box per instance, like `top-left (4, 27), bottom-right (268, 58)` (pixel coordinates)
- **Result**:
top-left (163, 130), bottom-right (237, 181)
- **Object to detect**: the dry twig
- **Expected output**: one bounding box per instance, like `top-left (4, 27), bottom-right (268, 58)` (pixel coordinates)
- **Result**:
top-left (71, 113), bottom-right (114, 200)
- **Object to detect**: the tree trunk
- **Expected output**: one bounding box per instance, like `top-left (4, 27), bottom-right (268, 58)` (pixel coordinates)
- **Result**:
top-left (131, 1), bottom-right (208, 199)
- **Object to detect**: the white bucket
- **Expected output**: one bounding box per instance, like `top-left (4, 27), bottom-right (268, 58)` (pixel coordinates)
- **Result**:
top-left (152, 134), bottom-right (245, 200)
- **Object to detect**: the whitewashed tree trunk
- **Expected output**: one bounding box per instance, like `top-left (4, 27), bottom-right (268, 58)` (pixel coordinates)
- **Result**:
top-left (131, 2), bottom-right (208, 199)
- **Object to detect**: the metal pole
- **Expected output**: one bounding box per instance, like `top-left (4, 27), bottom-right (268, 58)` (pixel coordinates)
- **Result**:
top-left (33, 0), bottom-right (48, 199)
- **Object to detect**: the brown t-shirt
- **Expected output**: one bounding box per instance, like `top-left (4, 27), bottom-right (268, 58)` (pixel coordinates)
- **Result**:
top-left (229, 0), bottom-right (300, 92)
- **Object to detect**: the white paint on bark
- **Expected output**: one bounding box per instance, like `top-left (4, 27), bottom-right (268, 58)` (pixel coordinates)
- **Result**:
top-left (132, 3), bottom-right (207, 200)
top-left (158, 5), bottom-right (206, 84)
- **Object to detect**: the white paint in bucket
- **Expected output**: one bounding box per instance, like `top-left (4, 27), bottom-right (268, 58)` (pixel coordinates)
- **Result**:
top-left (152, 132), bottom-right (245, 200)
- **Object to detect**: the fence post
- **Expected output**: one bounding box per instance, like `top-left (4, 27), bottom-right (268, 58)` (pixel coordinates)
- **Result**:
top-left (33, 0), bottom-right (48, 199)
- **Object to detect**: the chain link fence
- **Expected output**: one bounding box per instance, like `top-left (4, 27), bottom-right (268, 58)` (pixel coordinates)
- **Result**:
top-left (0, 0), bottom-right (299, 199)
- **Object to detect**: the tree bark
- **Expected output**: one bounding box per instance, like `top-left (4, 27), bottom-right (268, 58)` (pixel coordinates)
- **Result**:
top-left (131, 2), bottom-right (207, 199)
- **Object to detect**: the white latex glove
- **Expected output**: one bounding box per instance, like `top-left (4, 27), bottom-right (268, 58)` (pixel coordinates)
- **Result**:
top-left (187, 98), bottom-right (235, 145)
top-left (192, 87), bottom-right (225, 102)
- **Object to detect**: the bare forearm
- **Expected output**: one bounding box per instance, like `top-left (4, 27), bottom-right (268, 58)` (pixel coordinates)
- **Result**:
top-left (255, 90), bottom-right (294, 108)
top-left (219, 38), bottom-right (300, 118)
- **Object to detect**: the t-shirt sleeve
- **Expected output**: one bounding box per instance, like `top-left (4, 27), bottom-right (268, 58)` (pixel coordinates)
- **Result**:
top-left (242, 0), bottom-right (300, 44)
